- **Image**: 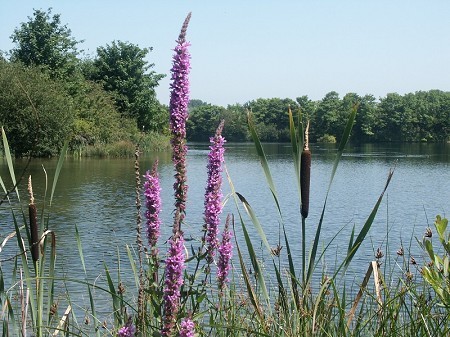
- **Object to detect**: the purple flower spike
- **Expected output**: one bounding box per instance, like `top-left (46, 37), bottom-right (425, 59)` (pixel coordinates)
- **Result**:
top-left (162, 231), bottom-right (186, 337)
top-left (179, 317), bottom-right (195, 337)
top-left (144, 160), bottom-right (161, 251)
top-left (118, 318), bottom-right (135, 337)
top-left (170, 13), bottom-right (191, 229)
top-left (204, 121), bottom-right (226, 262)
top-left (218, 214), bottom-right (233, 292)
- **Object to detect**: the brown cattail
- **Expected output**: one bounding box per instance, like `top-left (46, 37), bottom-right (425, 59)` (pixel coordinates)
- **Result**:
top-left (28, 176), bottom-right (39, 262)
top-left (300, 122), bottom-right (311, 218)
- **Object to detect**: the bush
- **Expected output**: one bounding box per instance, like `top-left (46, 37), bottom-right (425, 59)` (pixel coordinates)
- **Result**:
top-left (317, 133), bottom-right (337, 143)
top-left (0, 61), bottom-right (74, 156)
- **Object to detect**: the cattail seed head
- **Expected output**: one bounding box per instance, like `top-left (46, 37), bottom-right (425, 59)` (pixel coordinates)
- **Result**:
top-left (300, 122), bottom-right (311, 218)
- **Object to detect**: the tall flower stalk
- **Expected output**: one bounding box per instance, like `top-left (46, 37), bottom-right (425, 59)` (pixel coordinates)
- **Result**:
top-left (162, 231), bottom-right (186, 336)
top-left (144, 160), bottom-right (161, 285)
top-left (144, 160), bottom-right (161, 254)
top-left (162, 12), bottom-right (191, 337)
top-left (170, 12), bottom-right (191, 231)
top-left (204, 120), bottom-right (226, 263)
top-left (217, 214), bottom-right (233, 293)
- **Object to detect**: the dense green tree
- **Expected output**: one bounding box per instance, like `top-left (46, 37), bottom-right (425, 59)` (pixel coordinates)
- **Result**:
top-left (87, 41), bottom-right (165, 131)
top-left (247, 97), bottom-right (297, 141)
top-left (314, 91), bottom-right (344, 141)
top-left (353, 94), bottom-right (377, 142)
top-left (222, 104), bottom-right (248, 141)
top-left (0, 61), bottom-right (73, 156)
top-left (187, 105), bottom-right (225, 141)
top-left (9, 8), bottom-right (80, 79)
top-left (376, 93), bottom-right (405, 141)
top-left (188, 99), bottom-right (210, 111)
top-left (70, 80), bottom-right (131, 150)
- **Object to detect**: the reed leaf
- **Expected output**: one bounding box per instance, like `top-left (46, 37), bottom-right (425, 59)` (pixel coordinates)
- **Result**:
top-left (103, 263), bottom-right (121, 326)
top-left (345, 168), bottom-right (394, 267)
top-left (49, 140), bottom-right (69, 207)
top-left (75, 226), bottom-right (100, 336)
top-left (234, 235), bottom-right (267, 334)
top-left (235, 192), bottom-right (271, 255)
top-left (288, 106), bottom-right (303, 197)
top-left (247, 111), bottom-right (282, 216)
top-left (306, 105), bottom-right (358, 288)
top-left (225, 167), bottom-right (271, 313)
top-left (1, 127), bottom-right (20, 203)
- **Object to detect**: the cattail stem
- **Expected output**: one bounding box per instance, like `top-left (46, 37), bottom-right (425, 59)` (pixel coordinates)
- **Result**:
top-left (300, 122), bottom-right (311, 219)
top-left (28, 176), bottom-right (39, 262)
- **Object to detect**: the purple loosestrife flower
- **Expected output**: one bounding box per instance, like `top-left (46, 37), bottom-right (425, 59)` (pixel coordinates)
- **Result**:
top-left (218, 214), bottom-right (233, 292)
top-left (144, 160), bottom-right (161, 251)
top-left (162, 231), bottom-right (186, 337)
top-left (204, 121), bottom-right (226, 263)
top-left (170, 13), bottom-right (191, 229)
top-left (179, 317), bottom-right (195, 337)
top-left (118, 318), bottom-right (135, 337)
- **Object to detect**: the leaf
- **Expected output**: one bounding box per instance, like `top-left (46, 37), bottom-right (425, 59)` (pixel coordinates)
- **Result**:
top-left (235, 192), bottom-right (271, 254)
top-left (424, 239), bottom-right (435, 261)
top-left (1, 127), bottom-right (20, 202)
top-left (345, 168), bottom-right (395, 267)
top-left (49, 140), bottom-right (69, 207)
top-left (247, 111), bottom-right (282, 216)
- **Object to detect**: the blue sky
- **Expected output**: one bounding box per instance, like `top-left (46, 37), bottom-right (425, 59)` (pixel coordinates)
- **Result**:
top-left (1, 1), bottom-right (449, 106)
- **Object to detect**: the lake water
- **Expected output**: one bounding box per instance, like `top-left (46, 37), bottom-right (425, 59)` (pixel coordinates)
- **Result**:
top-left (1, 142), bottom-right (449, 321)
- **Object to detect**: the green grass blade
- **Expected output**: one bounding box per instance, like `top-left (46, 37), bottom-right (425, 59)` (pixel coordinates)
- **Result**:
top-left (247, 111), bottom-right (282, 216)
top-left (239, 210), bottom-right (271, 312)
top-left (306, 105), bottom-right (357, 288)
top-left (126, 245), bottom-right (139, 289)
top-left (345, 168), bottom-right (394, 267)
top-left (49, 140), bottom-right (69, 207)
top-left (1, 127), bottom-right (20, 202)
top-left (103, 263), bottom-right (120, 324)
top-left (288, 106), bottom-right (303, 197)
top-left (328, 105), bottom-right (357, 191)
top-left (235, 192), bottom-right (272, 254)
top-left (226, 167), bottom-right (271, 314)
top-left (75, 226), bottom-right (87, 275)
top-left (234, 235), bottom-right (267, 333)
top-left (282, 222), bottom-right (300, 309)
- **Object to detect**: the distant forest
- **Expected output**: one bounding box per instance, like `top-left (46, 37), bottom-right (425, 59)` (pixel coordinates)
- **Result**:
top-left (187, 90), bottom-right (450, 144)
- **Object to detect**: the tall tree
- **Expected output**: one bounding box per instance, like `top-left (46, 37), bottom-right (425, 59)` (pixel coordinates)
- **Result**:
top-left (87, 41), bottom-right (165, 131)
top-left (247, 97), bottom-right (297, 141)
top-left (353, 94), bottom-right (377, 142)
top-left (314, 91), bottom-right (342, 141)
top-left (9, 8), bottom-right (80, 79)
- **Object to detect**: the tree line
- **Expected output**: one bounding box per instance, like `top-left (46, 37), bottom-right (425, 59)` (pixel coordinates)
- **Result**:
top-left (1, 9), bottom-right (167, 156)
top-left (187, 91), bottom-right (450, 143)
top-left (1, 9), bottom-right (448, 157)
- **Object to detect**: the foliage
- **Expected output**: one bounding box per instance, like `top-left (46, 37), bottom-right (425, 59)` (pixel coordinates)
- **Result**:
top-left (421, 215), bottom-right (450, 307)
top-left (86, 40), bottom-right (166, 131)
top-left (187, 90), bottom-right (450, 143)
top-left (187, 104), bottom-right (226, 141)
top-left (247, 97), bottom-right (297, 141)
top-left (0, 61), bottom-right (74, 157)
top-left (187, 102), bottom-right (248, 141)
top-left (9, 8), bottom-right (80, 80)
top-left (70, 80), bottom-right (132, 150)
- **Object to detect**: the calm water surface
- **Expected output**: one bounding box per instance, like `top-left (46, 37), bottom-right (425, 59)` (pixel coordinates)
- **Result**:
top-left (1, 142), bottom-right (449, 318)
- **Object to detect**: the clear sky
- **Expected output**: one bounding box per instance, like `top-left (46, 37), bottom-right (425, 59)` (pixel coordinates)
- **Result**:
top-left (1, 1), bottom-right (449, 107)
